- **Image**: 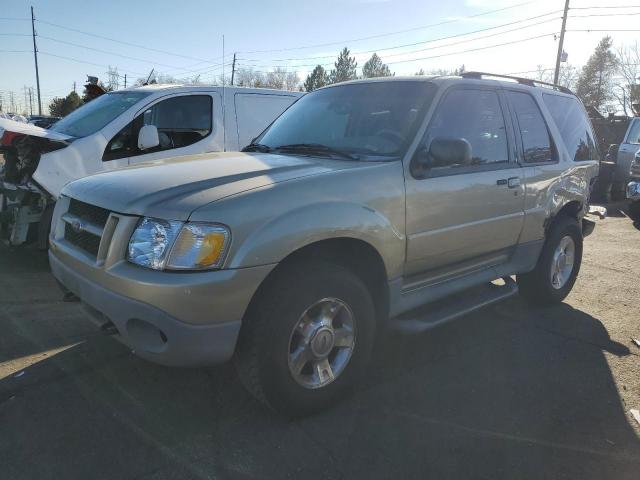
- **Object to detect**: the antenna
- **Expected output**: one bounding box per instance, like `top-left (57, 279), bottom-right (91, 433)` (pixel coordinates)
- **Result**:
top-left (222, 34), bottom-right (226, 151)
top-left (144, 68), bottom-right (155, 86)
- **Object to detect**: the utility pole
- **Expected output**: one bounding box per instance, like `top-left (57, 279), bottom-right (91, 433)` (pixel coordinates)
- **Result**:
top-left (73, 81), bottom-right (76, 93)
top-left (554, 0), bottom-right (570, 85)
top-left (31, 6), bottom-right (42, 115)
top-left (124, 74), bottom-right (127, 88)
top-left (231, 53), bottom-right (236, 86)
top-left (28, 88), bottom-right (33, 116)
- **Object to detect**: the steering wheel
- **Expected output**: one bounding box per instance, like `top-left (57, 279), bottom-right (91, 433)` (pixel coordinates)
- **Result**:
top-left (376, 129), bottom-right (405, 146)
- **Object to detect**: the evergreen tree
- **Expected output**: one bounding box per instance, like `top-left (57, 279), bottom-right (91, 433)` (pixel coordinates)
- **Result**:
top-left (329, 48), bottom-right (358, 84)
top-left (362, 53), bottom-right (392, 78)
top-left (48, 91), bottom-right (82, 117)
top-left (303, 65), bottom-right (329, 92)
top-left (575, 36), bottom-right (618, 111)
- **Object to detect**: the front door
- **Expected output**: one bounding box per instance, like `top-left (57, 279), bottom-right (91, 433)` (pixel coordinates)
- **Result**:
top-left (404, 86), bottom-right (525, 278)
top-left (101, 93), bottom-right (221, 166)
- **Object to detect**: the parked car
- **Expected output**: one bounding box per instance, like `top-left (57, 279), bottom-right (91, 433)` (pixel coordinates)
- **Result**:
top-left (606, 117), bottom-right (640, 201)
top-left (0, 84), bottom-right (302, 246)
top-left (28, 115), bottom-right (61, 129)
top-left (49, 74), bottom-right (599, 415)
top-left (627, 150), bottom-right (640, 219)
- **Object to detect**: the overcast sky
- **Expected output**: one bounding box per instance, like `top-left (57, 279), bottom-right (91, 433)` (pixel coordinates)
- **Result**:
top-left (1, 0), bottom-right (639, 114)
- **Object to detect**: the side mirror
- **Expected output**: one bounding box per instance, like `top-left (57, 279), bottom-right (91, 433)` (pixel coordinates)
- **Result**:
top-left (412, 137), bottom-right (472, 175)
top-left (137, 125), bottom-right (160, 151)
top-left (605, 143), bottom-right (619, 163)
top-left (428, 137), bottom-right (472, 168)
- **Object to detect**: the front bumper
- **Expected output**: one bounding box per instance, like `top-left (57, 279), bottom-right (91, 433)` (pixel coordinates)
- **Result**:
top-left (49, 248), bottom-right (275, 367)
top-left (627, 181), bottom-right (640, 201)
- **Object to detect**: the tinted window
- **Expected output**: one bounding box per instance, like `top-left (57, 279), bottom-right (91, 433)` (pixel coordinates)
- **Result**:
top-left (626, 119), bottom-right (640, 145)
top-left (103, 95), bottom-right (212, 161)
top-left (51, 91), bottom-right (151, 138)
top-left (425, 88), bottom-right (508, 166)
top-left (235, 94), bottom-right (297, 149)
top-left (257, 81), bottom-right (437, 158)
top-left (509, 92), bottom-right (555, 163)
top-left (542, 94), bottom-right (599, 161)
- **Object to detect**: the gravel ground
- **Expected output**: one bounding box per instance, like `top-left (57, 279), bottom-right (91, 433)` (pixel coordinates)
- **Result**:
top-left (0, 207), bottom-right (639, 479)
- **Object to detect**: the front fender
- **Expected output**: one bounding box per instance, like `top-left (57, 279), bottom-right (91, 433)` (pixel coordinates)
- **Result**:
top-left (227, 200), bottom-right (405, 278)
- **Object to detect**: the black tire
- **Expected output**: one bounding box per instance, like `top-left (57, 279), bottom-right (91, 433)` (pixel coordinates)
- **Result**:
top-left (517, 216), bottom-right (583, 305)
top-left (611, 182), bottom-right (626, 202)
top-left (234, 260), bottom-right (376, 417)
top-left (629, 200), bottom-right (640, 221)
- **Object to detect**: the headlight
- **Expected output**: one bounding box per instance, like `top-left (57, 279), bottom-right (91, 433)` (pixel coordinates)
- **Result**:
top-left (127, 217), bottom-right (230, 271)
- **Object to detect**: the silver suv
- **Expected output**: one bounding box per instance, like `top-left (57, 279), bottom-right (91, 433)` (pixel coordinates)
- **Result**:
top-left (49, 74), bottom-right (599, 415)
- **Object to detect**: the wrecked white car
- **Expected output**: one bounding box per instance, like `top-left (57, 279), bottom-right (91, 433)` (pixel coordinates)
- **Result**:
top-left (0, 84), bottom-right (302, 246)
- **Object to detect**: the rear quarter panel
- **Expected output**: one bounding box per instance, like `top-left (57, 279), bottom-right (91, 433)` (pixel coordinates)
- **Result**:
top-left (519, 90), bottom-right (598, 243)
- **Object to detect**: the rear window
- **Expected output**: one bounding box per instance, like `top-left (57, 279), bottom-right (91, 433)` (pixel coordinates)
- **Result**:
top-left (542, 94), bottom-right (600, 161)
top-left (626, 119), bottom-right (640, 145)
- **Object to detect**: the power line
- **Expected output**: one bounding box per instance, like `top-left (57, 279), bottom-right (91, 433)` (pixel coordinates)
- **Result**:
top-left (569, 12), bottom-right (640, 18)
top-left (240, 32), bottom-right (558, 71)
top-left (34, 19), bottom-right (218, 64)
top-left (237, 0), bottom-right (537, 54)
top-left (240, 11), bottom-right (561, 63)
top-left (567, 29), bottom-right (640, 32)
top-left (570, 5), bottom-right (640, 9)
top-left (37, 34), bottom-right (190, 71)
top-left (241, 15), bottom-right (561, 68)
top-left (38, 51), bottom-right (147, 77)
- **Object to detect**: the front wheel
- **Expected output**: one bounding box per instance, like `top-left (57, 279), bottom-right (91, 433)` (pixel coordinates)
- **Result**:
top-left (517, 216), bottom-right (583, 305)
top-left (235, 260), bottom-right (376, 417)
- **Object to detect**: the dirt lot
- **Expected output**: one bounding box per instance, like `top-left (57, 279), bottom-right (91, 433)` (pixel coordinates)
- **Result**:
top-left (1, 207), bottom-right (639, 479)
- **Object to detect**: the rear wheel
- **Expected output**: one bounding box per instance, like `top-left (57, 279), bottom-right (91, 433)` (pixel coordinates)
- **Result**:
top-left (629, 200), bottom-right (640, 221)
top-left (235, 260), bottom-right (375, 416)
top-left (517, 216), bottom-right (583, 305)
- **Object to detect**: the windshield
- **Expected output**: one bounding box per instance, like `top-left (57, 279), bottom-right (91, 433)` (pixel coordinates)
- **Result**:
top-left (256, 81), bottom-right (436, 159)
top-left (50, 91), bottom-right (152, 138)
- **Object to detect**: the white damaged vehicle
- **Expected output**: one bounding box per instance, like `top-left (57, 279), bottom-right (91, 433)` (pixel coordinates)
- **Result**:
top-left (0, 84), bottom-right (302, 246)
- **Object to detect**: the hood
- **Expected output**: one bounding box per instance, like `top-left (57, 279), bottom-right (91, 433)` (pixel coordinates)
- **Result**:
top-left (0, 117), bottom-right (73, 142)
top-left (62, 151), bottom-right (360, 220)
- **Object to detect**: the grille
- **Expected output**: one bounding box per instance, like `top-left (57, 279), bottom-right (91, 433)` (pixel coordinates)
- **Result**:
top-left (68, 198), bottom-right (111, 228)
top-left (64, 223), bottom-right (101, 257)
top-left (64, 199), bottom-right (111, 258)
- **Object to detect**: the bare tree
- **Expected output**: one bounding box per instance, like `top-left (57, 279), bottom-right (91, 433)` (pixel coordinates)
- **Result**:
top-left (535, 64), bottom-right (578, 90)
top-left (615, 42), bottom-right (640, 115)
top-left (265, 67), bottom-right (287, 89)
top-left (284, 71), bottom-right (300, 91)
top-left (234, 68), bottom-right (266, 88)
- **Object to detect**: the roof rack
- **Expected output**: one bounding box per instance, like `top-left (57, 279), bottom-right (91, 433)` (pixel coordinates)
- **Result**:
top-left (460, 71), bottom-right (573, 95)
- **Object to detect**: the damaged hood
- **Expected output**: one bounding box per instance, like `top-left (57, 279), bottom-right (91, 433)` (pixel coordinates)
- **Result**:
top-left (0, 118), bottom-right (73, 143)
top-left (62, 151), bottom-right (358, 220)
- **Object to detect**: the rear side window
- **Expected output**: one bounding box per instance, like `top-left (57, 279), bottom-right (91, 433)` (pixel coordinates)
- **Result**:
top-left (542, 94), bottom-right (600, 161)
top-left (235, 94), bottom-right (297, 149)
top-left (508, 92), bottom-right (555, 164)
top-left (626, 119), bottom-right (640, 145)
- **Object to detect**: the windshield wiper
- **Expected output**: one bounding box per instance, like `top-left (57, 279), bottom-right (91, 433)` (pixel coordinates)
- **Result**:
top-left (274, 143), bottom-right (359, 161)
top-left (242, 143), bottom-right (274, 153)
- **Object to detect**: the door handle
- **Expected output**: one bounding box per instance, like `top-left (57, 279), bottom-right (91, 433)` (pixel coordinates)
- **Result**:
top-left (507, 177), bottom-right (521, 188)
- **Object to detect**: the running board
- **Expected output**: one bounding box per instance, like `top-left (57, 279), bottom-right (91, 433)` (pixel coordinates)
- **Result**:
top-left (389, 277), bottom-right (518, 333)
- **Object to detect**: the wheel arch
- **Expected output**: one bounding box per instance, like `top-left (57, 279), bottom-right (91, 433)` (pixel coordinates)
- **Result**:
top-left (245, 237), bottom-right (390, 327)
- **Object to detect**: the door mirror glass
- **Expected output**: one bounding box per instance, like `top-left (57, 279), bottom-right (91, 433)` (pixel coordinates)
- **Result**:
top-left (427, 137), bottom-right (472, 168)
top-left (605, 144), bottom-right (619, 163)
top-left (138, 124), bottom-right (159, 150)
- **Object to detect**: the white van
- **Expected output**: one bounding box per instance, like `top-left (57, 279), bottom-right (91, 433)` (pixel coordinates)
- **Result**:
top-left (0, 84), bottom-right (302, 245)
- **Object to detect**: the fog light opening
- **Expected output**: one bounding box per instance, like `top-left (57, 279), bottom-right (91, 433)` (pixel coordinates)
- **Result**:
top-left (126, 318), bottom-right (169, 353)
